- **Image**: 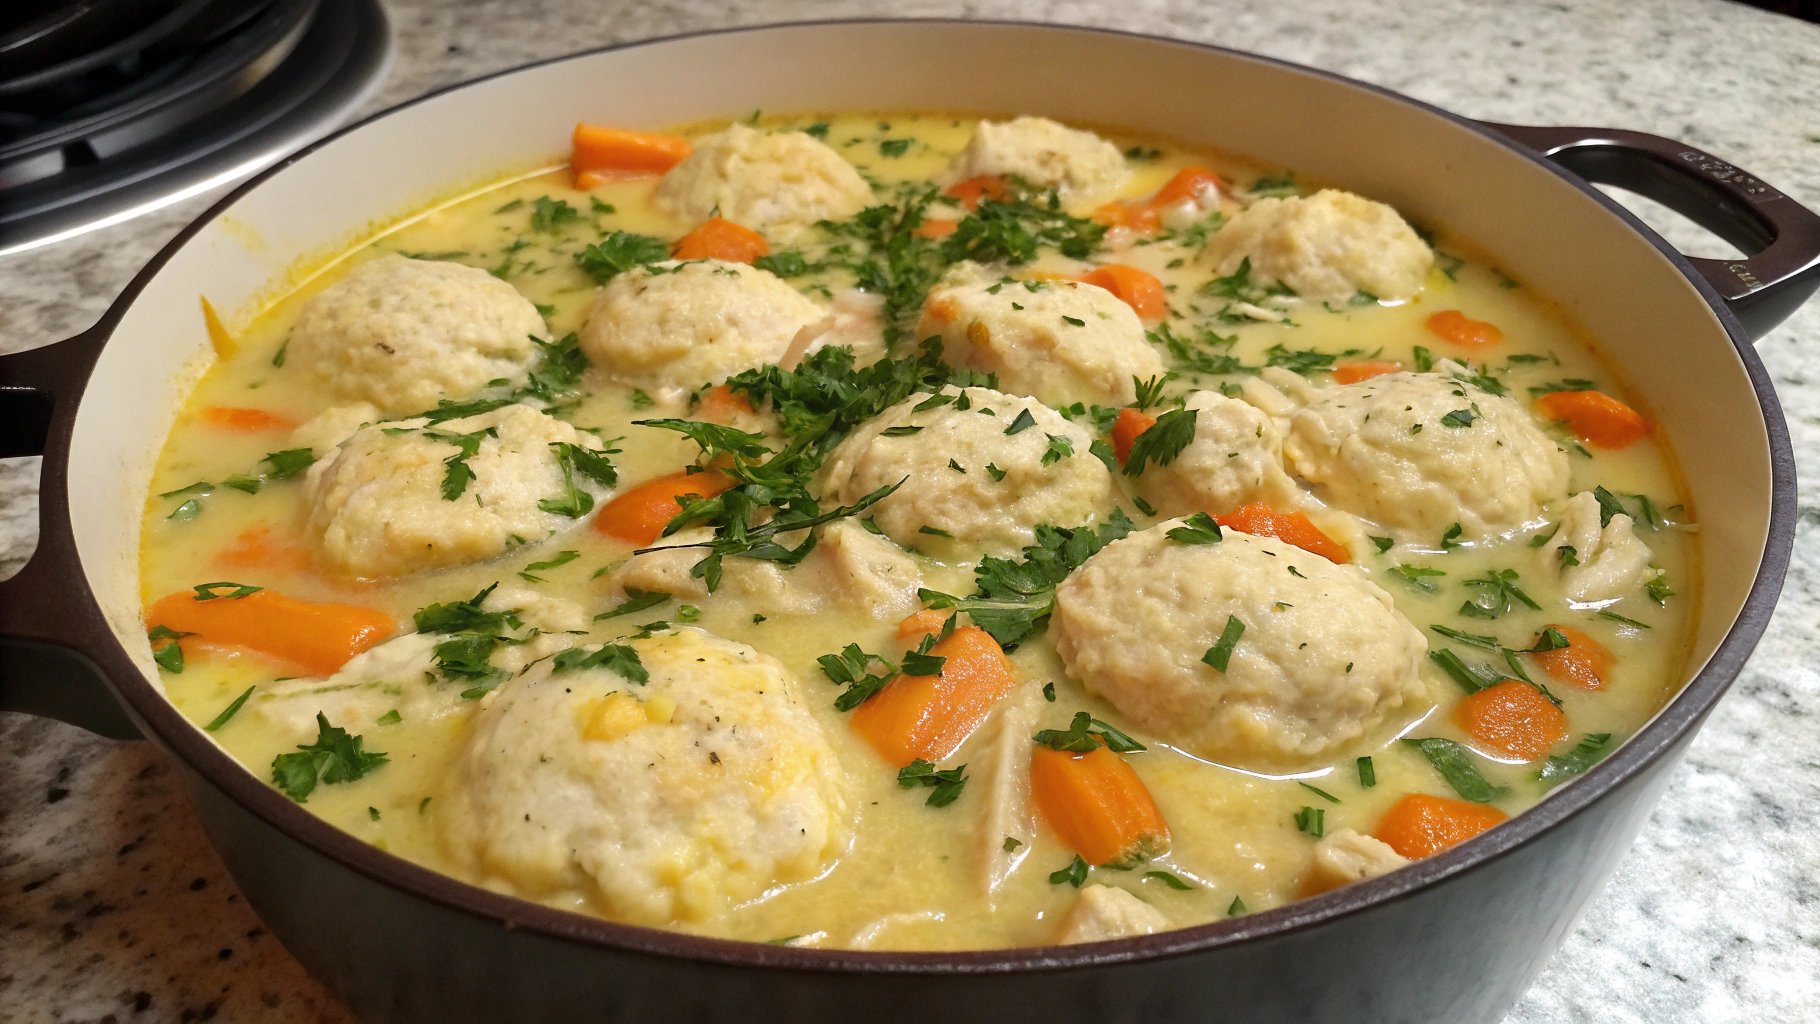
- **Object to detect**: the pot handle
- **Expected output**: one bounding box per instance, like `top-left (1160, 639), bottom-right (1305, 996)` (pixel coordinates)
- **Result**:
top-left (0, 328), bottom-right (141, 740)
top-left (1481, 122), bottom-right (1820, 342)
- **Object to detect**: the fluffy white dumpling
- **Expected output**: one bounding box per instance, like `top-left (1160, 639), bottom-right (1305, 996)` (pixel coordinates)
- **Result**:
top-left (439, 627), bottom-right (849, 925)
top-left (1130, 390), bottom-right (1300, 518)
top-left (1203, 189), bottom-right (1433, 303)
top-left (1541, 491), bottom-right (1656, 604)
top-left (819, 386), bottom-right (1116, 558)
top-left (579, 259), bottom-right (823, 392)
top-left (947, 116), bottom-right (1129, 203)
top-left (1051, 522), bottom-right (1429, 769)
top-left (304, 403), bottom-right (613, 578)
top-left (286, 255), bottom-right (545, 416)
top-left (1281, 364), bottom-right (1569, 543)
top-left (656, 124), bottom-right (873, 240)
top-left (916, 267), bottom-right (1165, 408)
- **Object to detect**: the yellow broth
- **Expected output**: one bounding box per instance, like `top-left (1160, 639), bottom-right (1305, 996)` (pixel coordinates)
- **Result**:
top-left (139, 112), bottom-right (1696, 948)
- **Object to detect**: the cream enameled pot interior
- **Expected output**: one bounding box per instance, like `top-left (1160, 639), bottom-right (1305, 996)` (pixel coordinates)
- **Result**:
top-left (77, 21), bottom-right (1767, 763)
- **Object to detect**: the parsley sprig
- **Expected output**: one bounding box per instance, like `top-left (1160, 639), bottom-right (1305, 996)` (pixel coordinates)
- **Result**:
top-left (271, 713), bottom-right (387, 802)
top-left (919, 511), bottom-right (1135, 647)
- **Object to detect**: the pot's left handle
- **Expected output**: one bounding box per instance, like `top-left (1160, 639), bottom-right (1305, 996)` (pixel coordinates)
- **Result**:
top-left (0, 328), bottom-right (142, 740)
top-left (1481, 122), bottom-right (1820, 342)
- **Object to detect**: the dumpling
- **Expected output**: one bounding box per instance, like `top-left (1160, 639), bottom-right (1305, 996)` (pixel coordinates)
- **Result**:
top-left (1203, 189), bottom-right (1433, 303)
top-left (578, 259), bottom-right (823, 393)
top-left (286, 254), bottom-right (545, 416)
top-left (438, 627), bottom-right (849, 925)
top-left (819, 386), bottom-right (1116, 558)
top-left (655, 124), bottom-right (873, 240)
top-left (916, 267), bottom-right (1165, 408)
top-left (1303, 829), bottom-right (1409, 896)
top-left (1280, 364), bottom-right (1570, 543)
top-left (1055, 884), bottom-right (1169, 943)
top-left (1051, 522), bottom-right (1429, 769)
top-left (304, 403), bottom-right (613, 578)
top-left (1129, 390), bottom-right (1300, 518)
top-left (947, 116), bottom-right (1128, 203)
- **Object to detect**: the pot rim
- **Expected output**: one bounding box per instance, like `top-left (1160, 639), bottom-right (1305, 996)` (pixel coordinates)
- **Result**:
top-left (65, 17), bottom-right (1798, 974)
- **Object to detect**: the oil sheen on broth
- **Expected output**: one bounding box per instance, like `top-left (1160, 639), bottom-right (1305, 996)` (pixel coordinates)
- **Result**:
top-left (139, 112), bottom-right (1696, 950)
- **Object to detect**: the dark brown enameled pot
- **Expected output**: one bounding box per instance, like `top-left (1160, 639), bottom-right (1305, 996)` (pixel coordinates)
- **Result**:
top-left (1, 21), bottom-right (1815, 1024)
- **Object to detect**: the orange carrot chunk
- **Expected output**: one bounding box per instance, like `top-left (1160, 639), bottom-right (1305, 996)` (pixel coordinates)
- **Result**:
top-left (1373, 793), bottom-right (1508, 859)
top-left (215, 526), bottom-right (314, 573)
top-left (849, 624), bottom-right (1019, 766)
top-left (945, 175), bottom-right (1011, 210)
top-left (671, 217), bottom-right (770, 263)
top-left (198, 406), bottom-right (299, 431)
top-left (1529, 624), bottom-right (1615, 690)
top-left (1534, 390), bottom-right (1652, 449)
top-left (145, 589), bottom-right (393, 677)
top-left (1424, 309), bottom-right (1505, 348)
top-left (1031, 742), bottom-right (1170, 868)
top-left (697, 384), bottom-right (758, 423)
top-left (912, 218), bottom-right (959, 239)
top-left (1215, 503), bottom-right (1350, 564)
top-left (570, 123), bottom-right (693, 185)
top-left (1151, 166), bottom-right (1224, 207)
top-left (895, 609), bottom-right (952, 644)
top-left (1331, 360), bottom-right (1403, 385)
top-left (1455, 680), bottom-right (1569, 761)
top-left (1110, 407), bottom-right (1157, 467)
top-left (1091, 201), bottom-right (1161, 234)
top-left (592, 469), bottom-right (736, 546)
top-left (1078, 264), bottom-right (1168, 324)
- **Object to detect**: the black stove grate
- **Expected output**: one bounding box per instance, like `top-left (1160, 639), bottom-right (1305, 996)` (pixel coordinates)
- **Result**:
top-left (0, 0), bottom-right (389, 255)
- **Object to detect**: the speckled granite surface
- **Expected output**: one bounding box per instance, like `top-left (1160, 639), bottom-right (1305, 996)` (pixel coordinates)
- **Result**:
top-left (3, 0), bottom-right (1818, 1020)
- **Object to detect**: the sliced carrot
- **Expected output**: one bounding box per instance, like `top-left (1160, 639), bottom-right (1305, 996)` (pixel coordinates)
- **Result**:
top-left (1110, 407), bottom-right (1157, 467)
top-left (1090, 201), bottom-right (1160, 233)
top-left (1031, 742), bottom-right (1170, 868)
top-left (1078, 264), bottom-right (1168, 324)
top-left (1455, 680), bottom-right (1569, 761)
top-left (1424, 309), bottom-right (1505, 348)
top-left (215, 526), bottom-right (314, 574)
top-left (198, 406), bottom-right (299, 432)
top-left (912, 218), bottom-right (959, 239)
top-left (1151, 166), bottom-right (1224, 207)
top-left (592, 469), bottom-right (736, 546)
top-left (1529, 625), bottom-right (1614, 690)
top-left (1534, 390), bottom-right (1652, 449)
top-left (1373, 793), bottom-right (1508, 859)
top-left (945, 175), bottom-right (1011, 210)
top-left (697, 384), bottom-right (757, 424)
top-left (1331, 360), bottom-right (1403, 385)
top-left (570, 123), bottom-right (692, 185)
top-left (849, 625), bottom-right (1019, 766)
top-left (895, 609), bottom-right (951, 644)
top-left (145, 589), bottom-right (393, 677)
top-left (671, 217), bottom-right (769, 263)
top-left (1216, 503), bottom-right (1350, 564)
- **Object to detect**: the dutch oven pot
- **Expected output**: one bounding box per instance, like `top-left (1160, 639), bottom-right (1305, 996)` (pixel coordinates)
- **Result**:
top-left (2, 21), bottom-right (1815, 1024)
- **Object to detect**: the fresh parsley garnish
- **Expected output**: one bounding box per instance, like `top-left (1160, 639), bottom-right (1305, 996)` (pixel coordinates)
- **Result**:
top-left (1201, 614), bottom-right (1245, 672)
top-left (204, 685), bottom-right (255, 731)
top-left (1122, 407), bottom-right (1197, 477)
top-left (271, 713), bottom-right (387, 802)
top-left (1049, 855), bottom-right (1089, 888)
top-left (1403, 737), bottom-right (1505, 803)
top-left (1033, 710), bottom-right (1146, 753)
top-left (896, 759), bottom-right (968, 806)
top-left (551, 643), bottom-right (648, 683)
top-left (917, 512), bottom-right (1134, 647)
top-left (1538, 733), bottom-right (1614, 787)
top-left (574, 231), bottom-right (669, 283)
top-left (192, 582), bottom-right (262, 601)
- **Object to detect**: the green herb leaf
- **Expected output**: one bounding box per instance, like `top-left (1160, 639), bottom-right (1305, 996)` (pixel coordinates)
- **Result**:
top-left (1294, 806), bottom-right (1326, 837)
top-left (1201, 615), bottom-right (1245, 672)
top-left (192, 581), bottom-right (262, 601)
top-left (574, 231), bottom-right (670, 283)
top-left (204, 685), bottom-right (256, 731)
top-left (1356, 756), bottom-right (1376, 789)
top-left (1298, 781), bottom-right (1341, 804)
top-left (1049, 855), bottom-right (1089, 888)
top-left (1166, 512), bottom-right (1223, 545)
top-left (551, 643), bottom-right (648, 683)
top-left (896, 758), bottom-right (969, 807)
top-left (1403, 737), bottom-right (1505, 803)
top-left (1143, 870), bottom-right (1194, 890)
top-left (1122, 407), bottom-right (1197, 477)
top-left (1538, 733), bottom-right (1614, 787)
top-left (818, 643), bottom-right (899, 711)
top-left (270, 713), bottom-right (387, 802)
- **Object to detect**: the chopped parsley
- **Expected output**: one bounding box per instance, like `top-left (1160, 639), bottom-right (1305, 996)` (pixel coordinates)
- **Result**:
top-left (817, 643), bottom-right (900, 711)
top-left (1538, 733), bottom-right (1614, 787)
top-left (1459, 568), bottom-right (1540, 619)
top-left (1166, 512), bottom-right (1223, 545)
top-left (574, 231), bottom-right (669, 283)
top-left (550, 643), bottom-right (648, 683)
top-left (595, 589), bottom-right (670, 620)
top-left (1033, 710), bottom-right (1147, 753)
top-left (1003, 408), bottom-right (1037, 435)
top-left (148, 624), bottom-right (193, 674)
top-left (1440, 407), bottom-right (1479, 428)
top-left (1356, 756), bottom-right (1376, 789)
top-left (896, 759), bottom-right (968, 807)
top-left (538, 441), bottom-right (620, 517)
top-left (271, 713), bottom-right (387, 802)
top-left (528, 195), bottom-right (581, 233)
top-left (203, 685), bottom-right (255, 731)
top-left (1122, 407), bottom-right (1197, 477)
top-left (1049, 855), bottom-right (1090, 888)
top-left (1144, 870), bottom-right (1195, 890)
top-left (918, 511), bottom-right (1134, 647)
top-left (1293, 806), bottom-right (1326, 838)
top-left (518, 549), bottom-right (579, 583)
top-left (1200, 615), bottom-right (1245, 672)
top-left (1403, 737), bottom-right (1505, 803)
top-left (192, 581), bottom-right (262, 601)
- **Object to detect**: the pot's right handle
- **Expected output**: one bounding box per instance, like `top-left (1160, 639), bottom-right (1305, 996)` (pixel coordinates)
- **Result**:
top-left (1482, 122), bottom-right (1820, 343)
top-left (0, 327), bottom-right (142, 740)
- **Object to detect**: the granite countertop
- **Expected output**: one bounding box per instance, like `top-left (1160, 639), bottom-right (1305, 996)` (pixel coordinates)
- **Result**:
top-left (4, 0), bottom-right (1818, 1020)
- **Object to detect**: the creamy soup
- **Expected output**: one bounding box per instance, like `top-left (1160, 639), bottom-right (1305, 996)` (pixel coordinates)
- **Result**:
top-left (139, 112), bottom-right (1696, 949)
